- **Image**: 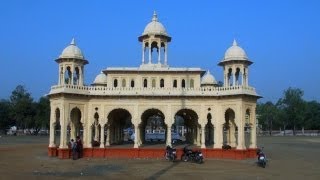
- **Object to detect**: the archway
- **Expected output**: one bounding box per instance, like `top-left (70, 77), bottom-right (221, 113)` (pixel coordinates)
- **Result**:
top-left (223, 108), bottom-right (237, 148)
top-left (140, 109), bottom-right (166, 145)
top-left (205, 113), bottom-right (214, 146)
top-left (107, 109), bottom-right (133, 146)
top-left (174, 109), bottom-right (199, 146)
top-left (91, 112), bottom-right (101, 147)
top-left (70, 107), bottom-right (83, 141)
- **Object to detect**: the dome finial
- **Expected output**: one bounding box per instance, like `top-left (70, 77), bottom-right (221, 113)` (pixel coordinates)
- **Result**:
top-left (70, 38), bottom-right (76, 45)
top-left (233, 39), bottom-right (237, 46)
top-left (152, 11), bottom-right (158, 22)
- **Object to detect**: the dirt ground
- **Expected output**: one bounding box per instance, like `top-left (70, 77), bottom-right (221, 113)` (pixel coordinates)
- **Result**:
top-left (0, 136), bottom-right (320, 180)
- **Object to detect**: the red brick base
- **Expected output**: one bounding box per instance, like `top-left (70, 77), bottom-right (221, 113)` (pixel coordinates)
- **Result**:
top-left (49, 146), bottom-right (257, 160)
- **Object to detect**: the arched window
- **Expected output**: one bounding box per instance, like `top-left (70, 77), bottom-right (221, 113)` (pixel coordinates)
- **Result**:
top-left (122, 79), bottom-right (126, 87)
top-left (182, 79), bottom-right (186, 88)
top-left (65, 66), bottom-right (72, 84)
top-left (114, 79), bottom-right (118, 88)
top-left (173, 79), bottom-right (177, 88)
top-left (152, 79), bottom-right (156, 88)
top-left (190, 79), bottom-right (194, 88)
top-left (144, 79), bottom-right (148, 88)
top-left (160, 79), bottom-right (164, 88)
top-left (131, 80), bottom-right (135, 88)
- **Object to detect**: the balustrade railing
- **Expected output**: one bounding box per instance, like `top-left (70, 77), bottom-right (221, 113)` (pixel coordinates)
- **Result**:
top-left (49, 84), bottom-right (258, 96)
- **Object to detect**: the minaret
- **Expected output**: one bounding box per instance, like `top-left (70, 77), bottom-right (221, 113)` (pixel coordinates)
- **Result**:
top-left (55, 38), bottom-right (88, 86)
top-left (218, 39), bottom-right (252, 87)
top-left (139, 11), bottom-right (171, 67)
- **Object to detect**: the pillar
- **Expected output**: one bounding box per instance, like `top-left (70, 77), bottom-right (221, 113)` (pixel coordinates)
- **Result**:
top-left (232, 72), bottom-right (236, 86)
top-left (100, 125), bottom-right (105, 148)
top-left (201, 126), bottom-right (206, 149)
top-left (142, 44), bottom-right (145, 64)
top-left (49, 107), bottom-right (55, 147)
top-left (213, 125), bottom-right (223, 149)
top-left (106, 126), bottom-right (110, 146)
top-left (197, 127), bottom-right (201, 146)
top-left (59, 107), bottom-right (67, 148)
top-left (250, 107), bottom-right (257, 148)
top-left (148, 40), bottom-right (152, 63)
top-left (164, 44), bottom-right (168, 65)
top-left (134, 124), bottom-right (139, 148)
top-left (166, 125), bottom-right (172, 147)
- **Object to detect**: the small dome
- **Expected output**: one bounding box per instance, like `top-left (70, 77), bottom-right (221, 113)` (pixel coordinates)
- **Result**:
top-left (59, 38), bottom-right (84, 59)
top-left (143, 11), bottom-right (168, 36)
top-left (223, 40), bottom-right (248, 61)
top-left (93, 72), bottom-right (107, 85)
top-left (201, 70), bottom-right (217, 85)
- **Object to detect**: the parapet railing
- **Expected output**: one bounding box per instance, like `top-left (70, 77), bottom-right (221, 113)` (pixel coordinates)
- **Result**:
top-left (49, 84), bottom-right (258, 97)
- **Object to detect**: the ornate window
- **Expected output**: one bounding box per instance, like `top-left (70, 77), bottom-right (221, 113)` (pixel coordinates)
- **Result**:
top-left (160, 79), bottom-right (164, 88)
top-left (182, 79), bottom-right (186, 88)
top-left (173, 79), bottom-right (177, 88)
top-left (114, 79), bottom-right (118, 87)
top-left (144, 79), bottom-right (148, 88)
top-left (131, 80), bottom-right (135, 88)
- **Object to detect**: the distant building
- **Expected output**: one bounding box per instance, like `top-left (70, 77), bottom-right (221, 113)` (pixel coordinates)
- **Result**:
top-left (48, 12), bottom-right (260, 156)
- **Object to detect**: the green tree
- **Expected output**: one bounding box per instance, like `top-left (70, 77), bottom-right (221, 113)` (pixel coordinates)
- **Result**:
top-left (33, 96), bottom-right (50, 135)
top-left (257, 101), bottom-right (279, 135)
top-left (278, 87), bottom-right (305, 135)
top-left (304, 101), bottom-right (320, 130)
top-left (10, 85), bottom-right (35, 130)
top-left (0, 100), bottom-right (13, 133)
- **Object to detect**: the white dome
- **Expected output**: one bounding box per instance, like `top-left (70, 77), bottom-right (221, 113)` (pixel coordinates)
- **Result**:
top-left (59, 38), bottom-right (84, 59)
top-left (201, 70), bottom-right (217, 85)
top-left (143, 11), bottom-right (168, 36)
top-left (93, 72), bottom-right (108, 85)
top-left (223, 40), bottom-right (248, 61)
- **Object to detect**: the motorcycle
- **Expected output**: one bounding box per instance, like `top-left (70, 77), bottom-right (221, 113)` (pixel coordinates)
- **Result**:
top-left (257, 147), bottom-right (267, 168)
top-left (181, 146), bottom-right (203, 164)
top-left (165, 145), bottom-right (177, 162)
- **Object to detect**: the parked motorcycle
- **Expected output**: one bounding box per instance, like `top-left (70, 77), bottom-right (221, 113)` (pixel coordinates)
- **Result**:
top-left (181, 146), bottom-right (203, 164)
top-left (165, 145), bottom-right (177, 162)
top-left (257, 147), bottom-right (267, 168)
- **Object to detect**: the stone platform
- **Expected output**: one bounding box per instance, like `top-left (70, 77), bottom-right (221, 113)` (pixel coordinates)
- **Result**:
top-left (48, 145), bottom-right (257, 160)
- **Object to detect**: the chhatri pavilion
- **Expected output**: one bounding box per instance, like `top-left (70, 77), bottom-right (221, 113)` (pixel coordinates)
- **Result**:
top-left (48, 12), bottom-right (260, 159)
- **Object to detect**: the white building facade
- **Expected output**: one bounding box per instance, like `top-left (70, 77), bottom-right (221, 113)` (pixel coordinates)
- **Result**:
top-left (48, 12), bottom-right (260, 159)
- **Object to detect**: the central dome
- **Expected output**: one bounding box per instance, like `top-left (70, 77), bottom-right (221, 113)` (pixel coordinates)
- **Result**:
top-left (223, 40), bottom-right (248, 61)
top-left (142, 11), bottom-right (168, 36)
top-left (59, 38), bottom-right (84, 59)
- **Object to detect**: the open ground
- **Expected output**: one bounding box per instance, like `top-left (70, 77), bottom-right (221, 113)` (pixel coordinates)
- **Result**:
top-left (0, 136), bottom-right (320, 180)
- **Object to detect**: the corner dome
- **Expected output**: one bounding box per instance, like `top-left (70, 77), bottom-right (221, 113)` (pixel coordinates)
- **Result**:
top-left (201, 70), bottom-right (217, 85)
top-left (59, 38), bottom-right (84, 59)
top-left (93, 72), bottom-right (108, 85)
top-left (223, 40), bottom-right (248, 61)
top-left (142, 11), bottom-right (168, 36)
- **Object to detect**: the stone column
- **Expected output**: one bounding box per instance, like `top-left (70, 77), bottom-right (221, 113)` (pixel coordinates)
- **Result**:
top-left (157, 41), bottom-right (161, 64)
top-left (59, 107), bottom-right (67, 148)
top-left (49, 107), bottom-right (55, 147)
top-left (100, 125), bottom-right (105, 148)
top-left (232, 72), bottom-right (236, 86)
top-left (164, 43), bottom-right (168, 65)
top-left (250, 107), bottom-right (257, 148)
top-left (230, 125), bottom-right (237, 147)
top-left (148, 40), bottom-right (152, 63)
top-left (213, 125), bottom-right (223, 149)
top-left (106, 126), bottom-right (110, 146)
top-left (201, 126), bottom-right (206, 149)
top-left (142, 44), bottom-right (145, 64)
top-left (134, 124), bottom-right (139, 148)
top-left (166, 125), bottom-right (172, 147)
top-left (197, 127), bottom-right (201, 146)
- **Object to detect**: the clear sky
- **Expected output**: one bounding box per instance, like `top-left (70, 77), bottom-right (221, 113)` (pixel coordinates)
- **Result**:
top-left (0, 0), bottom-right (319, 102)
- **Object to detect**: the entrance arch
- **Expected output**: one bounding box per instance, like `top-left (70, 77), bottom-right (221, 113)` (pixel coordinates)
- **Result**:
top-left (140, 108), bottom-right (166, 145)
top-left (107, 109), bottom-right (133, 146)
top-left (223, 108), bottom-right (237, 148)
top-left (205, 113), bottom-right (214, 146)
top-left (70, 107), bottom-right (83, 141)
top-left (174, 109), bottom-right (199, 145)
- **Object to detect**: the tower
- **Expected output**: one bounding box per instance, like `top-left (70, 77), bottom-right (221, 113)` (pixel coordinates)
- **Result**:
top-left (138, 11), bottom-right (171, 68)
top-left (218, 40), bottom-right (252, 87)
top-left (55, 38), bottom-right (88, 86)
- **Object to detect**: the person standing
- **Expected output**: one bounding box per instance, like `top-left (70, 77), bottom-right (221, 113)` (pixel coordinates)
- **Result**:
top-left (76, 136), bottom-right (83, 158)
top-left (70, 139), bottom-right (77, 160)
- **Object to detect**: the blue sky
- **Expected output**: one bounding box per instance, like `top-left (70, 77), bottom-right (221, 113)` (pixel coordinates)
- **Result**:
top-left (0, 0), bottom-right (319, 102)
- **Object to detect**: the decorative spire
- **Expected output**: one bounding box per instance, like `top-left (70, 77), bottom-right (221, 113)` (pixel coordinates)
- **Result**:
top-left (70, 38), bottom-right (76, 45)
top-left (232, 39), bottom-right (238, 46)
top-left (207, 70), bottom-right (211, 75)
top-left (152, 11), bottom-right (158, 22)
